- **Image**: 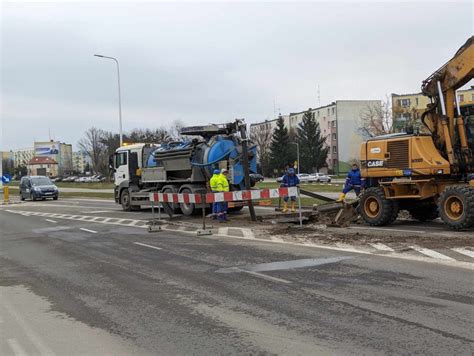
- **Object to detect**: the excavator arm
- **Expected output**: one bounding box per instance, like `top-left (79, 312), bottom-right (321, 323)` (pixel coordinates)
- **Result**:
top-left (421, 36), bottom-right (474, 170)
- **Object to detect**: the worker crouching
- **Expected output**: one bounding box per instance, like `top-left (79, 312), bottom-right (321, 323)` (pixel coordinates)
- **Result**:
top-left (337, 163), bottom-right (363, 202)
top-left (281, 168), bottom-right (300, 213)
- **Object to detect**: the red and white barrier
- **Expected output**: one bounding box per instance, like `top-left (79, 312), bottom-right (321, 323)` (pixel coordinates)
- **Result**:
top-left (149, 187), bottom-right (298, 204)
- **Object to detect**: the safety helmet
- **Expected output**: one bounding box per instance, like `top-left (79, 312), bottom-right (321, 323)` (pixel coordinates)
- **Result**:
top-left (288, 168), bottom-right (295, 174)
top-left (221, 168), bottom-right (229, 174)
top-left (213, 169), bottom-right (220, 174)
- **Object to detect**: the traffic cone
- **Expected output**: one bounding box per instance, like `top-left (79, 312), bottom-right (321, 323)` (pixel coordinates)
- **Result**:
top-left (336, 193), bottom-right (346, 202)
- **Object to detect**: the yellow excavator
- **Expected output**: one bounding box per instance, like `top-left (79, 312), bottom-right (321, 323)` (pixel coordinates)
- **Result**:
top-left (358, 36), bottom-right (474, 229)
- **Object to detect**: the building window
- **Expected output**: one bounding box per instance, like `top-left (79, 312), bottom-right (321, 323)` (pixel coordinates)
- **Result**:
top-left (317, 111), bottom-right (320, 117)
top-left (471, 94), bottom-right (474, 101)
top-left (332, 133), bottom-right (337, 140)
top-left (332, 121), bottom-right (336, 128)
top-left (459, 94), bottom-right (464, 102)
top-left (415, 98), bottom-right (419, 106)
top-left (333, 159), bottom-right (337, 166)
top-left (401, 99), bottom-right (411, 107)
top-left (332, 146), bottom-right (337, 153)
top-left (332, 107), bottom-right (335, 115)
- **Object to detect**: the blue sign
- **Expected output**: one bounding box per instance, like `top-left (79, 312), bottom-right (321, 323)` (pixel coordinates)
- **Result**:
top-left (2, 174), bottom-right (12, 184)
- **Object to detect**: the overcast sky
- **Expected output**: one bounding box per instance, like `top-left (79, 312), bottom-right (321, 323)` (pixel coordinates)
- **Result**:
top-left (1, 0), bottom-right (473, 151)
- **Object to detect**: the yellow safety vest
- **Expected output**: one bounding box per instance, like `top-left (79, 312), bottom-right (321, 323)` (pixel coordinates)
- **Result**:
top-left (216, 174), bottom-right (230, 192)
top-left (209, 174), bottom-right (219, 192)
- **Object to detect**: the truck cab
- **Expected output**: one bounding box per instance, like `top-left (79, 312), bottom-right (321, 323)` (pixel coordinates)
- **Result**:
top-left (112, 143), bottom-right (153, 210)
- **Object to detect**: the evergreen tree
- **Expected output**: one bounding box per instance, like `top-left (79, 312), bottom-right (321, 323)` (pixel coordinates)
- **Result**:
top-left (297, 109), bottom-right (329, 172)
top-left (269, 115), bottom-right (293, 175)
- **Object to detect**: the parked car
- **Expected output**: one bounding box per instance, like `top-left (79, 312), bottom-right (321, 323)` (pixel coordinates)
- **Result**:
top-left (297, 173), bottom-right (313, 183)
top-left (63, 176), bottom-right (77, 182)
top-left (19, 176), bottom-right (59, 201)
top-left (250, 173), bottom-right (264, 183)
top-left (310, 173), bottom-right (332, 183)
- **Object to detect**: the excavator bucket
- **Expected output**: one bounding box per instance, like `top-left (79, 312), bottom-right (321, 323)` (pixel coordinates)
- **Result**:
top-left (312, 200), bottom-right (359, 227)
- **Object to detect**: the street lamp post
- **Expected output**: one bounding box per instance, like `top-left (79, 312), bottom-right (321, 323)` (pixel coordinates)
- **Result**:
top-left (94, 54), bottom-right (123, 145)
top-left (291, 142), bottom-right (300, 175)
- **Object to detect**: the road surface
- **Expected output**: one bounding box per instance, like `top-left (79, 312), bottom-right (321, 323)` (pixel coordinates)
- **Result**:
top-left (1, 198), bottom-right (473, 355)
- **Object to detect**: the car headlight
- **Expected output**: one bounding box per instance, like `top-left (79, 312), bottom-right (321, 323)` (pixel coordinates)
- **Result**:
top-left (33, 187), bottom-right (42, 191)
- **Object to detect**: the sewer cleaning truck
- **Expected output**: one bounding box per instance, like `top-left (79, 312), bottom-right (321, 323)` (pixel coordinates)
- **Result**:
top-left (111, 120), bottom-right (257, 214)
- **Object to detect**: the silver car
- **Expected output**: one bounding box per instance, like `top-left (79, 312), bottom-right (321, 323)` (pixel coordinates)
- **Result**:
top-left (309, 173), bottom-right (332, 183)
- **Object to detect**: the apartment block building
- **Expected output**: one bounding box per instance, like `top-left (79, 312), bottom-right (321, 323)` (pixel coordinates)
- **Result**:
top-left (250, 100), bottom-right (381, 173)
top-left (12, 148), bottom-right (35, 168)
top-left (34, 141), bottom-right (73, 176)
top-left (392, 86), bottom-right (474, 132)
top-left (73, 151), bottom-right (90, 174)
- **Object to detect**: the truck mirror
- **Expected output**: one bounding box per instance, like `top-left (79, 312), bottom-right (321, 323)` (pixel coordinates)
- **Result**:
top-left (108, 154), bottom-right (116, 171)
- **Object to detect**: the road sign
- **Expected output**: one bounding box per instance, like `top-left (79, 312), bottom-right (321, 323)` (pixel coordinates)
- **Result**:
top-left (1, 174), bottom-right (12, 184)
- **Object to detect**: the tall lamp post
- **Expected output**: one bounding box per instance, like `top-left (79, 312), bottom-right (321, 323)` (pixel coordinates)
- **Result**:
top-left (291, 142), bottom-right (300, 175)
top-left (94, 54), bottom-right (123, 145)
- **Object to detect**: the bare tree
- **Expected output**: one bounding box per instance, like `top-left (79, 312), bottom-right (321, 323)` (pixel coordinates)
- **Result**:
top-left (250, 122), bottom-right (273, 176)
top-left (169, 119), bottom-right (185, 140)
top-left (358, 97), bottom-right (393, 138)
top-left (129, 128), bottom-right (171, 143)
top-left (78, 127), bottom-right (108, 174)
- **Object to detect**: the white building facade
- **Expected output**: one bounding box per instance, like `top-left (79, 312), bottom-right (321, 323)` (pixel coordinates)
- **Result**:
top-left (251, 100), bottom-right (381, 173)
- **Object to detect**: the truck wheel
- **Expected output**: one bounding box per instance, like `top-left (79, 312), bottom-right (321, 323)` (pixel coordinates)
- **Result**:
top-left (162, 185), bottom-right (180, 215)
top-left (438, 186), bottom-right (474, 229)
top-left (407, 202), bottom-right (439, 222)
top-left (179, 187), bottom-right (196, 216)
top-left (121, 190), bottom-right (132, 211)
top-left (360, 187), bottom-right (398, 226)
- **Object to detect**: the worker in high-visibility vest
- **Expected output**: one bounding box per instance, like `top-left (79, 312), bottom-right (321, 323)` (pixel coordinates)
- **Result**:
top-left (216, 168), bottom-right (230, 222)
top-left (209, 169), bottom-right (221, 219)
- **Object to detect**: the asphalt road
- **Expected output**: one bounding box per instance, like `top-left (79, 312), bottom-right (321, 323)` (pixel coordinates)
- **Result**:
top-left (1, 198), bottom-right (473, 355)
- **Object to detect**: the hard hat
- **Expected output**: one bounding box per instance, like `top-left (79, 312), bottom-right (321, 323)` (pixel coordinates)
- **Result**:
top-left (221, 168), bottom-right (229, 174)
top-left (213, 169), bottom-right (220, 174)
top-left (288, 168), bottom-right (295, 174)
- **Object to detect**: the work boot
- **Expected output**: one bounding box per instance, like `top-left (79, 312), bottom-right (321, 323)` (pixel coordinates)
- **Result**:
top-left (282, 202), bottom-right (288, 213)
top-left (291, 201), bottom-right (296, 213)
top-left (223, 213), bottom-right (230, 222)
top-left (336, 193), bottom-right (346, 202)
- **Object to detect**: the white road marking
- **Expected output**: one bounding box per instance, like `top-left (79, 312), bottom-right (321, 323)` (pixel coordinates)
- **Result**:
top-left (369, 243), bottom-right (395, 252)
top-left (7, 338), bottom-right (28, 356)
top-left (270, 235), bottom-right (285, 243)
top-left (238, 269), bottom-right (292, 284)
top-left (134, 242), bottom-right (162, 250)
top-left (451, 247), bottom-right (474, 258)
top-left (79, 228), bottom-right (97, 234)
top-left (410, 245), bottom-right (455, 261)
top-left (217, 227), bottom-right (229, 235)
top-left (350, 226), bottom-right (426, 234)
top-left (241, 228), bottom-right (255, 239)
top-left (83, 210), bottom-right (111, 213)
top-left (44, 219), bottom-right (57, 223)
top-left (5, 300), bottom-right (55, 356)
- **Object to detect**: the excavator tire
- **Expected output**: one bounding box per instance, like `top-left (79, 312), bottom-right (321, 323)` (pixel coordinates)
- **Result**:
top-left (438, 186), bottom-right (474, 230)
top-left (359, 187), bottom-right (399, 226)
top-left (407, 201), bottom-right (439, 222)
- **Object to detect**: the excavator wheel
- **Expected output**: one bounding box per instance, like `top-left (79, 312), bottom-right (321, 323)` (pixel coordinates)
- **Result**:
top-left (438, 186), bottom-right (474, 230)
top-left (359, 187), bottom-right (399, 226)
top-left (407, 201), bottom-right (439, 222)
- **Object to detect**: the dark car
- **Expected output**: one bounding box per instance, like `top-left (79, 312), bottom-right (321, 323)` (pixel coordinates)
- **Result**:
top-left (250, 173), bottom-right (264, 183)
top-left (19, 176), bottom-right (59, 201)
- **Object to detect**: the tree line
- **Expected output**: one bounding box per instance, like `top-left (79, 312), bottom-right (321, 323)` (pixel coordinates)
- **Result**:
top-left (78, 120), bottom-right (184, 176)
top-left (251, 109), bottom-right (329, 177)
